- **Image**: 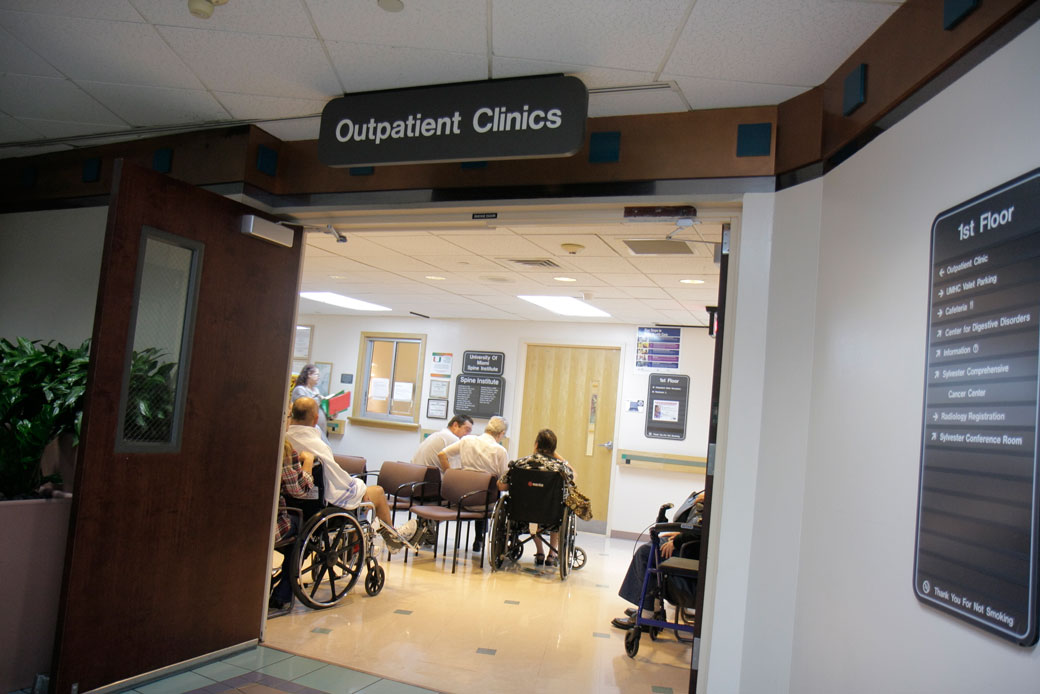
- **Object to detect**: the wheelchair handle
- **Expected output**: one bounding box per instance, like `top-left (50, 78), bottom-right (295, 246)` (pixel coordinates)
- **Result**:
top-left (656, 502), bottom-right (674, 524)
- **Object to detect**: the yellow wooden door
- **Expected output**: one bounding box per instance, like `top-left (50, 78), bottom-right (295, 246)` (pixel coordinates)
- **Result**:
top-left (519, 344), bottom-right (620, 529)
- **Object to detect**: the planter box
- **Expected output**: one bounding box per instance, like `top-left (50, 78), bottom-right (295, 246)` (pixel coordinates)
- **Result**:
top-left (0, 498), bottom-right (71, 694)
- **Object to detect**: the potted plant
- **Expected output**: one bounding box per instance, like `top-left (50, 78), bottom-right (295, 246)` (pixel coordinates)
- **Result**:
top-left (0, 337), bottom-right (89, 500)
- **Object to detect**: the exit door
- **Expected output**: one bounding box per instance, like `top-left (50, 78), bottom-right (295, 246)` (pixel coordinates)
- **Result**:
top-left (51, 162), bottom-right (303, 693)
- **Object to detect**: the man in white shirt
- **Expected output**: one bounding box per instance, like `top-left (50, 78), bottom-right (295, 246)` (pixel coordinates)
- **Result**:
top-left (437, 416), bottom-right (509, 551)
top-left (287, 397), bottom-right (417, 551)
top-left (412, 414), bottom-right (473, 468)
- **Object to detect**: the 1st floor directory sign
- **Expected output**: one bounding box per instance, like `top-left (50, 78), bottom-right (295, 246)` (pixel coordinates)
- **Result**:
top-left (915, 167), bottom-right (1040, 645)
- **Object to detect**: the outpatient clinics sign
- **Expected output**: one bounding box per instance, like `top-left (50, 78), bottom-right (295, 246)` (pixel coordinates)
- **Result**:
top-left (318, 75), bottom-right (588, 167)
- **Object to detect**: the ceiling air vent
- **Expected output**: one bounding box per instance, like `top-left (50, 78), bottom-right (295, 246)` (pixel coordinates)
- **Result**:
top-left (504, 258), bottom-right (563, 268)
top-left (623, 239), bottom-right (694, 255)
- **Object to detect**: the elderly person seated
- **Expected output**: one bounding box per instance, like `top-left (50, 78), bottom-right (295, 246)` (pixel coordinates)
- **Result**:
top-left (270, 440), bottom-right (314, 614)
top-left (286, 397), bottom-right (418, 551)
top-left (499, 428), bottom-right (576, 567)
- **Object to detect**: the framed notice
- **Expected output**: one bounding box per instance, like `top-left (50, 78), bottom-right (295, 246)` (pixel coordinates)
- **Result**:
top-left (915, 166), bottom-right (1040, 645)
top-left (294, 325), bottom-right (313, 360)
top-left (429, 378), bottom-right (450, 399)
top-left (314, 361), bottom-right (332, 397)
top-left (427, 398), bottom-right (448, 419)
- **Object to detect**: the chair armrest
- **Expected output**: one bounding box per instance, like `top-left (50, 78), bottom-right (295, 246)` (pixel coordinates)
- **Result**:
top-left (458, 488), bottom-right (491, 509)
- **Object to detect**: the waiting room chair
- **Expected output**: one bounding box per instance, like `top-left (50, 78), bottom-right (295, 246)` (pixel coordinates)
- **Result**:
top-left (408, 469), bottom-right (498, 573)
top-left (333, 454), bottom-right (367, 478)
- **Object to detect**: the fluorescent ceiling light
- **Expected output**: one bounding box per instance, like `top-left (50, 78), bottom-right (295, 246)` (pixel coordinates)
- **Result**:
top-left (300, 292), bottom-right (391, 311)
top-left (680, 279), bottom-right (705, 284)
top-left (553, 276), bottom-right (577, 282)
top-left (425, 275), bottom-right (446, 280)
top-left (518, 295), bottom-right (610, 317)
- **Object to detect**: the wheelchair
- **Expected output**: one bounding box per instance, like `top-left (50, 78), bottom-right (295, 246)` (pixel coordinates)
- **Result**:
top-left (275, 462), bottom-right (407, 610)
top-left (623, 503), bottom-right (701, 657)
top-left (487, 467), bottom-right (587, 580)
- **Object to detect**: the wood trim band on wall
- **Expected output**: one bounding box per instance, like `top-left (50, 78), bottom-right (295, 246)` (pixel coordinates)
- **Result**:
top-left (0, 1), bottom-right (1035, 210)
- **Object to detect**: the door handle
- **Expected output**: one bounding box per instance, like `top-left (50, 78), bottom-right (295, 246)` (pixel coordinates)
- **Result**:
top-left (598, 440), bottom-right (614, 451)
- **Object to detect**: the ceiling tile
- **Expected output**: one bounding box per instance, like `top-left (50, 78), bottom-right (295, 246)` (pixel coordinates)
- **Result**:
top-left (81, 82), bottom-right (230, 126)
top-left (256, 117), bottom-right (321, 141)
top-left (439, 233), bottom-right (547, 256)
top-left (0, 1), bottom-right (144, 22)
top-left (131, 0), bottom-right (315, 37)
top-left (0, 74), bottom-right (125, 123)
top-left (0, 114), bottom-right (44, 141)
top-left (626, 256), bottom-right (719, 274)
top-left (158, 26), bottom-right (341, 99)
top-left (326, 42), bottom-right (487, 94)
top-left (16, 117), bottom-right (131, 138)
top-left (624, 286), bottom-right (670, 299)
top-left (307, 0), bottom-right (487, 53)
top-left (598, 273), bottom-right (657, 288)
top-left (642, 298), bottom-right (683, 310)
top-left (0, 25), bottom-right (61, 77)
top-left (491, 57), bottom-right (654, 89)
top-left (368, 234), bottom-right (470, 256)
top-left (564, 256), bottom-right (638, 273)
top-left (518, 272), bottom-right (608, 288)
top-left (589, 88), bottom-right (689, 117)
top-left (216, 92), bottom-right (328, 120)
top-left (667, 0), bottom-right (900, 85)
top-left (0, 11), bottom-right (203, 88)
top-left (420, 255), bottom-right (507, 273)
top-left (492, 0), bottom-right (689, 73)
top-left (666, 74), bottom-right (809, 110)
top-left (523, 234), bottom-right (620, 257)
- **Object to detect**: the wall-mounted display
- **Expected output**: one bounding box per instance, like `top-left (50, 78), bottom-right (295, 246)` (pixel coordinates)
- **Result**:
top-left (430, 352), bottom-right (453, 376)
top-left (454, 374), bottom-right (505, 420)
top-left (915, 166), bottom-right (1040, 646)
top-left (636, 327), bottom-right (680, 370)
top-left (429, 378), bottom-right (450, 399)
top-left (645, 373), bottom-right (689, 440)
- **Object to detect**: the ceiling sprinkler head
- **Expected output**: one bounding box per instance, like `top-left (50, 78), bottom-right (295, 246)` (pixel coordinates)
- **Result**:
top-left (560, 243), bottom-right (585, 255)
top-left (188, 0), bottom-right (214, 19)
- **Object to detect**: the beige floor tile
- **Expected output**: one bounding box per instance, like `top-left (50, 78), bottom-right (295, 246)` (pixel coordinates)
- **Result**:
top-left (263, 532), bottom-right (694, 694)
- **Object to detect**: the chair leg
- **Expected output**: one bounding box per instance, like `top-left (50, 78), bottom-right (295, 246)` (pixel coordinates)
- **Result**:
top-left (452, 518), bottom-right (462, 573)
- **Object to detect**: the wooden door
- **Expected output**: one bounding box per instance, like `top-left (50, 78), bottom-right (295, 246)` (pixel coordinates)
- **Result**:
top-left (519, 345), bottom-right (619, 530)
top-left (51, 162), bottom-right (303, 693)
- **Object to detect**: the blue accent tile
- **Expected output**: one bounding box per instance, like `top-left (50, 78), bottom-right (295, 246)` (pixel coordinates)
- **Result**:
top-left (221, 672), bottom-right (265, 687)
top-left (736, 122), bottom-right (772, 158)
top-left (294, 664), bottom-right (380, 694)
top-left (355, 681), bottom-right (438, 694)
top-left (137, 671), bottom-right (216, 694)
top-left (593, 632), bottom-right (611, 639)
top-left (460, 161), bottom-right (487, 169)
top-left (504, 600), bottom-right (520, 605)
top-left (652, 687), bottom-right (674, 694)
top-left (588, 131), bottom-right (620, 163)
top-left (312, 627), bottom-right (333, 633)
top-left (153, 147), bottom-right (173, 173)
top-left (476, 648), bottom-right (496, 655)
top-left (82, 157), bottom-right (101, 183)
top-left (943, 0), bottom-right (979, 30)
top-left (259, 655), bottom-right (328, 680)
top-left (349, 166), bottom-right (374, 176)
top-left (256, 144), bottom-right (278, 176)
top-left (842, 64), bottom-right (867, 116)
top-left (393, 609), bottom-right (413, 615)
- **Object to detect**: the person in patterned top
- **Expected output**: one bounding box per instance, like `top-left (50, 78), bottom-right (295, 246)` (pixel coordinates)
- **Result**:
top-left (271, 440), bottom-right (315, 613)
top-left (500, 428), bottom-right (576, 567)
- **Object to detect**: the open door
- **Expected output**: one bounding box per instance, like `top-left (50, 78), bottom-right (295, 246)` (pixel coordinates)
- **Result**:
top-left (51, 162), bottom-right (302, 693)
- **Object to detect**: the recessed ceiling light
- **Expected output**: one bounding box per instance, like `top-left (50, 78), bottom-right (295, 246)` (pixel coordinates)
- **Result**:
top-left (300, 292), bottom-right (390, 311)
top-left (518, 295), bottom-right (610, 317)
top-left (425, 275), bottom-right (446, 281)
top-left (553, 276), bottom-right (577, 282)
top-left (680, 279), bottom-right (705, 284)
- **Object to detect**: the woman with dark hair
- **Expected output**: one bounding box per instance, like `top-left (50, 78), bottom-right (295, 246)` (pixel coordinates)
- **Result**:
top-left (291, 364), bottom-right (328, 441)
top-left (500, 427), bottom-right (576, 567)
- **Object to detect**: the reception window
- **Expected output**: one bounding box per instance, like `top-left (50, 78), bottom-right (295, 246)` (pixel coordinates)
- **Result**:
top-left (352, 332), bottom-right (425, 428)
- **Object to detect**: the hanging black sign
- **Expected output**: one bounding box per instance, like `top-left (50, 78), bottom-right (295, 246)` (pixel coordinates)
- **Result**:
top-left (645, 373), bottom-right (689, 440)
top-left (915, 166), bottom-right (1040, 646)
top-left (318, 75), bottom-right (588, 167)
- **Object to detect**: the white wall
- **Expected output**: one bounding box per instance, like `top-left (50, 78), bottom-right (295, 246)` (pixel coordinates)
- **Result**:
top-left (707, 19), bottom-right (1040, 694)
top-left (0, 207), bottom-right (107, 346)
top-left (301, 312), bottom-right (713, 533)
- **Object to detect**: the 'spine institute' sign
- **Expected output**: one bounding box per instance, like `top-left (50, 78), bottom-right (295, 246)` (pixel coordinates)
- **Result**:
top-left (318, 75), bottom-right (588, 167)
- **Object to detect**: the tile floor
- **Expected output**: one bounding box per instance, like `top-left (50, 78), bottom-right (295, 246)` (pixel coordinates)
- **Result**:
top-left (54, 530), bottom-right (691, 694)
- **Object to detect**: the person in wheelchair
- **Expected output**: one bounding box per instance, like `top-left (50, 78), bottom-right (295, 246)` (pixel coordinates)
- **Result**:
top-left (499, 428), bottom-right (575, 567)
top-left (270, 440), bottom-right (315, 613)
top-left (287, 397), bottom-right (419, 551)
top-left (610, 490), bottom-right (704, 631)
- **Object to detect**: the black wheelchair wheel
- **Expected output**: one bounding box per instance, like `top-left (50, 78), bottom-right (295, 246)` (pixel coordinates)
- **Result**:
top-left (624, 628), bottom-right (640, 657)
top-left (291, 508), bottom-right (365, 609)
top-left (364, 564), bottom-right (385, 596)
top-left (558, 506), bottom-right (574, 581)
top-left (489, 497), bottom-right (509, 571)
top-left (507, 535), bottom-right (524, 561)
top-left (571, 546), bottom-right (587, 570)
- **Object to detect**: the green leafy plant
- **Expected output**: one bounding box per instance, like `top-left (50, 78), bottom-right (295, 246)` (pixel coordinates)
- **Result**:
top-left (123, 347), bottom-right (176, 442)
top-left (0, 338), bottom-right (90, 499)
